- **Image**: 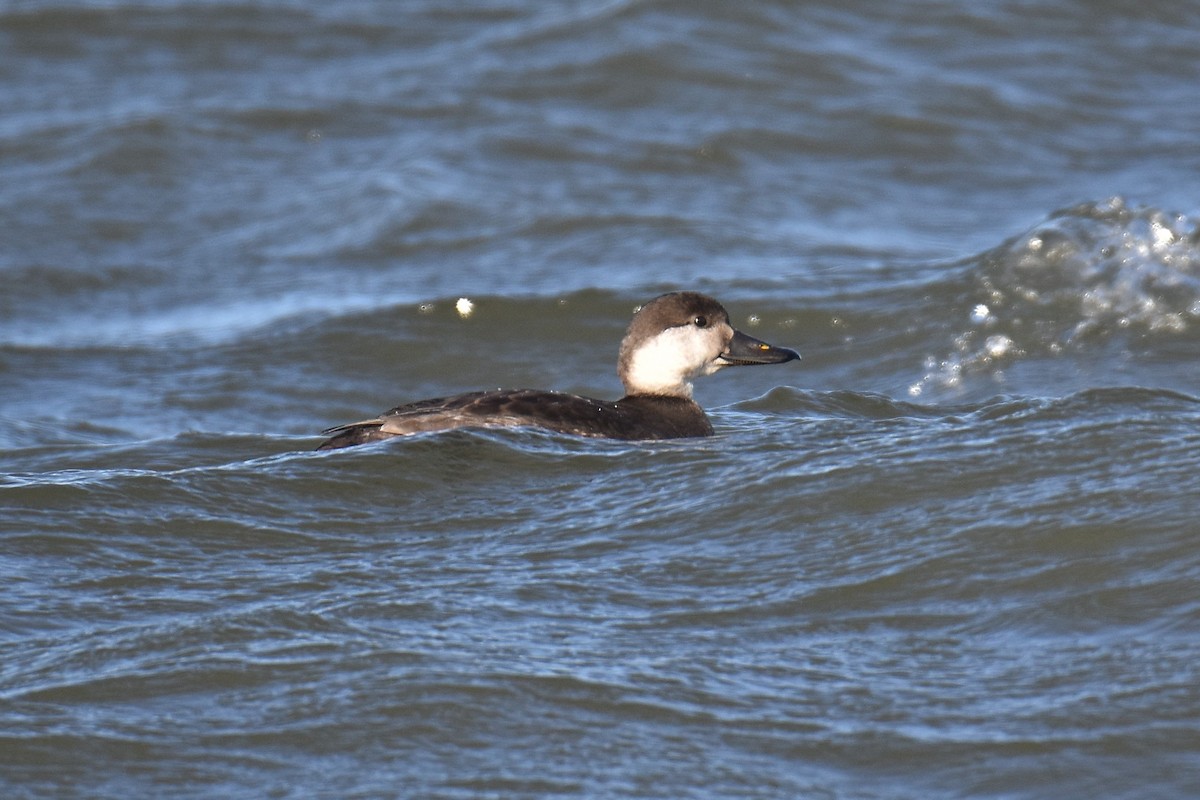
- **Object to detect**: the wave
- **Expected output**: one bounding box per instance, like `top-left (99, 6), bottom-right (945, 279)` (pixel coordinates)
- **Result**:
top-left (730, 384), bottom-right (1200, 420)
top-left (907, 198), bottom-right (1200, 397)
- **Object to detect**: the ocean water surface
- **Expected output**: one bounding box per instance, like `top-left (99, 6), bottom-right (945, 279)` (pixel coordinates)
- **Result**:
top-left (3, 1), bottom-right (1200, 798)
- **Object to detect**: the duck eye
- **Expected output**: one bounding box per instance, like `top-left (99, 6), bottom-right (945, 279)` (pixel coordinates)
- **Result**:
top-left (693, 315), bottom-right (708, 328)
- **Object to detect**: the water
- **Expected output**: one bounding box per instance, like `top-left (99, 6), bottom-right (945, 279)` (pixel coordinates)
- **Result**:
top-left (3, 1), bottom-right (1200, 797)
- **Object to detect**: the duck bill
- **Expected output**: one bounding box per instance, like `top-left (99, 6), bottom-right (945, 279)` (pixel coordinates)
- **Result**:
top-left (716, 328), bottom-right (801, 366)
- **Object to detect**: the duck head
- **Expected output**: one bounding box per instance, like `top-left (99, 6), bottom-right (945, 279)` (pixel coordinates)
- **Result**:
top-left (617, 291), bottom-right (800, 398)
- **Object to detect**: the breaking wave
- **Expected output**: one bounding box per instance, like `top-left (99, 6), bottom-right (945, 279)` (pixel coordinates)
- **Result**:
top-left (910, 198), bottom-right (1200, 396)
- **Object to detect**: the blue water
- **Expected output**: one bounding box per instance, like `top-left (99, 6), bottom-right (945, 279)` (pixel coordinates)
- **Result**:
top-left (3, 2), bottom-right (1200, 797)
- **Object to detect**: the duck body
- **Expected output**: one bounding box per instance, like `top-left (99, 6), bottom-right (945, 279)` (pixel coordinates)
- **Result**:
top-left (317, 292), bottom-right (798, 450)
top-left (318, 390), bottom-right (712, 448)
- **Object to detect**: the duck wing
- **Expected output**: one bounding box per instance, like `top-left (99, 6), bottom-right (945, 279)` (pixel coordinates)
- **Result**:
top-left (316, 390), bottom-right (712, 450)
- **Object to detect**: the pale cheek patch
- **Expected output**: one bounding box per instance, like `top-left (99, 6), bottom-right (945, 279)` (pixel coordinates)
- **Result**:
top-left (625, 327), bottom-right (714, 396)
top-left (700, 324), bottom-right (736, 375)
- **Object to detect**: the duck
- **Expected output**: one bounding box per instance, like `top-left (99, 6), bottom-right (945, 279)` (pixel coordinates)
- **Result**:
top-left (317, 291), bottom-right (799, 449)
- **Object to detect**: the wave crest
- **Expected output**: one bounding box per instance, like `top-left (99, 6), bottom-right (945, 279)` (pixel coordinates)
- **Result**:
top-left (910, 198), bottom-right (1200, 396)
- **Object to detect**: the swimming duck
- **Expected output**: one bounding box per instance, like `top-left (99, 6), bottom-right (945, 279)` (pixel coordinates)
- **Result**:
top-left (317, 291), bottom-right (799, 449)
